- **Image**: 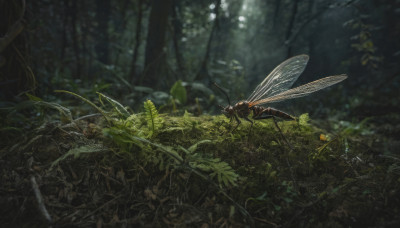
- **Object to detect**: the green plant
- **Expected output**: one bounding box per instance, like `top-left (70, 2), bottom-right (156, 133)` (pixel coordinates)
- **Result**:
top-left (170, 80), bottom-right (187, 105)
top-left (50, 144), bottom-right (107, 169)
top-left (55, 90), bottom-right (112, 124)
top-left (179, 140), bottom-right (239, 188)
top-left (144, 99), bottom-right (163, 137)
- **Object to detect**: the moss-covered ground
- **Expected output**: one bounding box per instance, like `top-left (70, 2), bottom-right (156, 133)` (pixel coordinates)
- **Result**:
top-left (1, 97), bottom-right (399, 227)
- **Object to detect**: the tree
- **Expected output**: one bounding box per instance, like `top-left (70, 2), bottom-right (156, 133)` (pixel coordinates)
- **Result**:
top-left (195, 0), bottom-right (221, 83)
top-left (142, 0), bottom-right (173, 88)
top-left (95, 0), bottom-right (111, 64)
top-left (129, 0), bottom-right (144, 83)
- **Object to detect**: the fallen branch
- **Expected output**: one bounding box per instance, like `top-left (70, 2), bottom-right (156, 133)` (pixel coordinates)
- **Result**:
top-left (30, 175), bottom-right (53, 226)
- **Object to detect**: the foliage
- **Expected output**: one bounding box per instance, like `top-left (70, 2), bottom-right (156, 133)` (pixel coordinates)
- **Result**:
top-left (2, 93), bottom-right (400, 227)
top-left (103, 109), bottom-right (238, 188)
top-left (55, 90), bottom-right (111, 124)
top-left (143, 99), bottom-right (163, 136)
top-left (170, 80), bottom-right (187, 105)
top-left (344, 19), bottom-right (383, 70)
top-left (97, 92), bottom-right (130, 118)
top-left (50, 144), bottom-right (107, 169)
top-left (298, 113), bottom-right (310, 127)
top-left (179, 140), bottom-right (239, 188)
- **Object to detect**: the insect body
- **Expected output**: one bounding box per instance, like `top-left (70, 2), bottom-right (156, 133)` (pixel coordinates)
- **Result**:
top-left (217, 54), bottom-right (347, 131)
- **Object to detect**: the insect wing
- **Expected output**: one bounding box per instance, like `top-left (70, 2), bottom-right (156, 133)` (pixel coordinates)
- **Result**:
top-left (247, 55), bottom-right (309, 102)
top-left (249, 74), bottom-right (347, 106)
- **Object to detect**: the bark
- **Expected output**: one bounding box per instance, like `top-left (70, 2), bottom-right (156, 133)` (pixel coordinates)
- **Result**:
top-left (0, 0), bottom-right (33, 99)
top-left (70, 0), bottom-right (81, 78)
top-left (171, 0), bottom-right (186, 79)
top-left (95, 0), bottom-right (111, 64)
top-left (60, 0), bottom-right (68, 61)
top-left (142, 0), bottom-right (173, 87)
top-left (285, 0), bottom-right (300, 58)
top-left (195, 0), bottom-right (221, 83)
top-left (272, 0), bottom-right (281, 29)
top-left (129, 0), bottom-right (143, 83)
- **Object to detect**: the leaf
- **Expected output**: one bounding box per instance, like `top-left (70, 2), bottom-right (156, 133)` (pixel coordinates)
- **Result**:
top-left (55, 90), bottom-right (111, 125)
top-left (131, 135), bottom-right (184, 163)
top-left (187, 140), bottom-right (212, 153)
top-left (50, 144), bottom-right (107, 169)
top-left (97, 92), bottom-right (130, 118)
top-left (133, 86), bottom-right (153, 93)
top-left (34, 101), bottom-right (73, 122)
top-left (170, 80), bottom-right (187, 105)
top-left (299, 113), bottom-right (310, 127)
top-left (188, 82), bottom-right (213, 96)
top-left (196, 157), bottom-right (238, 188)
top-left (26, 93), bottom-right (42, 101)
top-left (143, 100), bottom-right (163, 136)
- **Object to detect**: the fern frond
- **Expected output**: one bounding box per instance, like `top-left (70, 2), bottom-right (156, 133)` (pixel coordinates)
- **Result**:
top-left (197, 158), bottom-right (239, 188)
top-left (143, 100), bottom-right (163, 136)
top-left (50, 144), bottom-right (107, 169)
top-left (182, 140), bottom-right (238, 188)
top-left (55, 90), bottom-right (111, 125)
top-left (97, 92), bottom-right (130, 118)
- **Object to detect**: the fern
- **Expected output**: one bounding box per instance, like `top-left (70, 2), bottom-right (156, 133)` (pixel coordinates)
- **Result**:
top-left (170, 80), bottom-right (187, 105)
top-left (50, 144), bottom-right (107, 169)
top-left (180, 140), bottom-right (239, 188)
top-left (55, 90), bottom-right (111, 125)
top-left (143, 100), bottom-right (163, 136)
top-left (97, 92), bottom-right (130, 118)
top-left (298, 113), bottom-right (310, 127)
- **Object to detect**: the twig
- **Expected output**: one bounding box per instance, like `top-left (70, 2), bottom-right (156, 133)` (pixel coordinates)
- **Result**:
top-left (30, 176), bottom-right (53, 226)
top-left (253, 217), bottom-right (279, 227)
top-left (81, 195), bottom-right (122, 219)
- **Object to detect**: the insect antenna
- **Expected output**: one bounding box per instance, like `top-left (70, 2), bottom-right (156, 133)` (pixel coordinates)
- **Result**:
top-left (213, 82), bottom-right (231, 105)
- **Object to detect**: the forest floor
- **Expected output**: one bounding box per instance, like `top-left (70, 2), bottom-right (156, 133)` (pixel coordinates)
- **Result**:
top-left (1, 94), bottom-right (400, 228)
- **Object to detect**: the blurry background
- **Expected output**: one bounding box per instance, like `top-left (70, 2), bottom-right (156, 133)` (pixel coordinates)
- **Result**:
top-left (1, 0), bottom-right (399, 120)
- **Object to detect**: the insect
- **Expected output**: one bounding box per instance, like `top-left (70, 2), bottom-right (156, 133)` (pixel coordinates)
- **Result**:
top-left (215, 54), bottom-right (347, 131)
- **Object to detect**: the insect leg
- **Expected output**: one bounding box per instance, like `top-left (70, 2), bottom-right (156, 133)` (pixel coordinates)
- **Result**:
top-left (231, 115), bottom-right (241, 132)
top-left (243, 116), bottom-right (254, 135)
top-left (243, 116), bottom-right (253, 127)
top-left (272, 117), bottom-right (293, 151)
top-left (272, 116), bottom-right (298, 190)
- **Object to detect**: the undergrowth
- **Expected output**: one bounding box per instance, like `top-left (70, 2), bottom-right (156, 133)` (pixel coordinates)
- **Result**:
top-left (1, 91), bottom-right (399, 227)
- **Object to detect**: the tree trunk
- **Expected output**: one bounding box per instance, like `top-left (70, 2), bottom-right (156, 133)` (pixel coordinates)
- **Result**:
top-left (129, 0), bottom-right (143, 83)
top-left (195, 0), bottom-right (221, 83)
top-left (0, 0), bottom-right (33, 99)
top-left (272, 0), bottom-right (281, 29)
top-left (70, 0), bottom-right (81, 78)
top-left (142, 0), bottom-right (173, 88)
top-left (285, 0), bottom-right (300, 58)
top-left (95, 0), bottom-right (110, 64)
top-left (171, 0), bottom-right (186, 79)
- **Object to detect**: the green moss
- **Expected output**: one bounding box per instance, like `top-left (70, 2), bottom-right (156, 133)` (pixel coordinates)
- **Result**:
top-left (5, 94), bottom-right (399, 227)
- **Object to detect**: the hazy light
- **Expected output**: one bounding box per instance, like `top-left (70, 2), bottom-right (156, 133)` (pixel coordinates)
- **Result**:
top-left (209, 13), bottom-right (216, 21)
top-left (238, 16), bottom-right (246, 22)
top-left (221, 0), bottom-right (228, 11)
top-left (209, 3), bottom-right (215, 10)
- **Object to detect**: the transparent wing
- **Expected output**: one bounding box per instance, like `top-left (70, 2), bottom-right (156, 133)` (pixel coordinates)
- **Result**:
top-left (247, 55), bottom-right (309, 102)
top-left (248, 74), bottom-right (347, 107)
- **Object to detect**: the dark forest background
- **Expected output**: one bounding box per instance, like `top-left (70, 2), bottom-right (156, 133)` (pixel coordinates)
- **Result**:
top-left (1, 0), bottom-right (399, 119)
top-left (2, 1), bottom-right (400, 227)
